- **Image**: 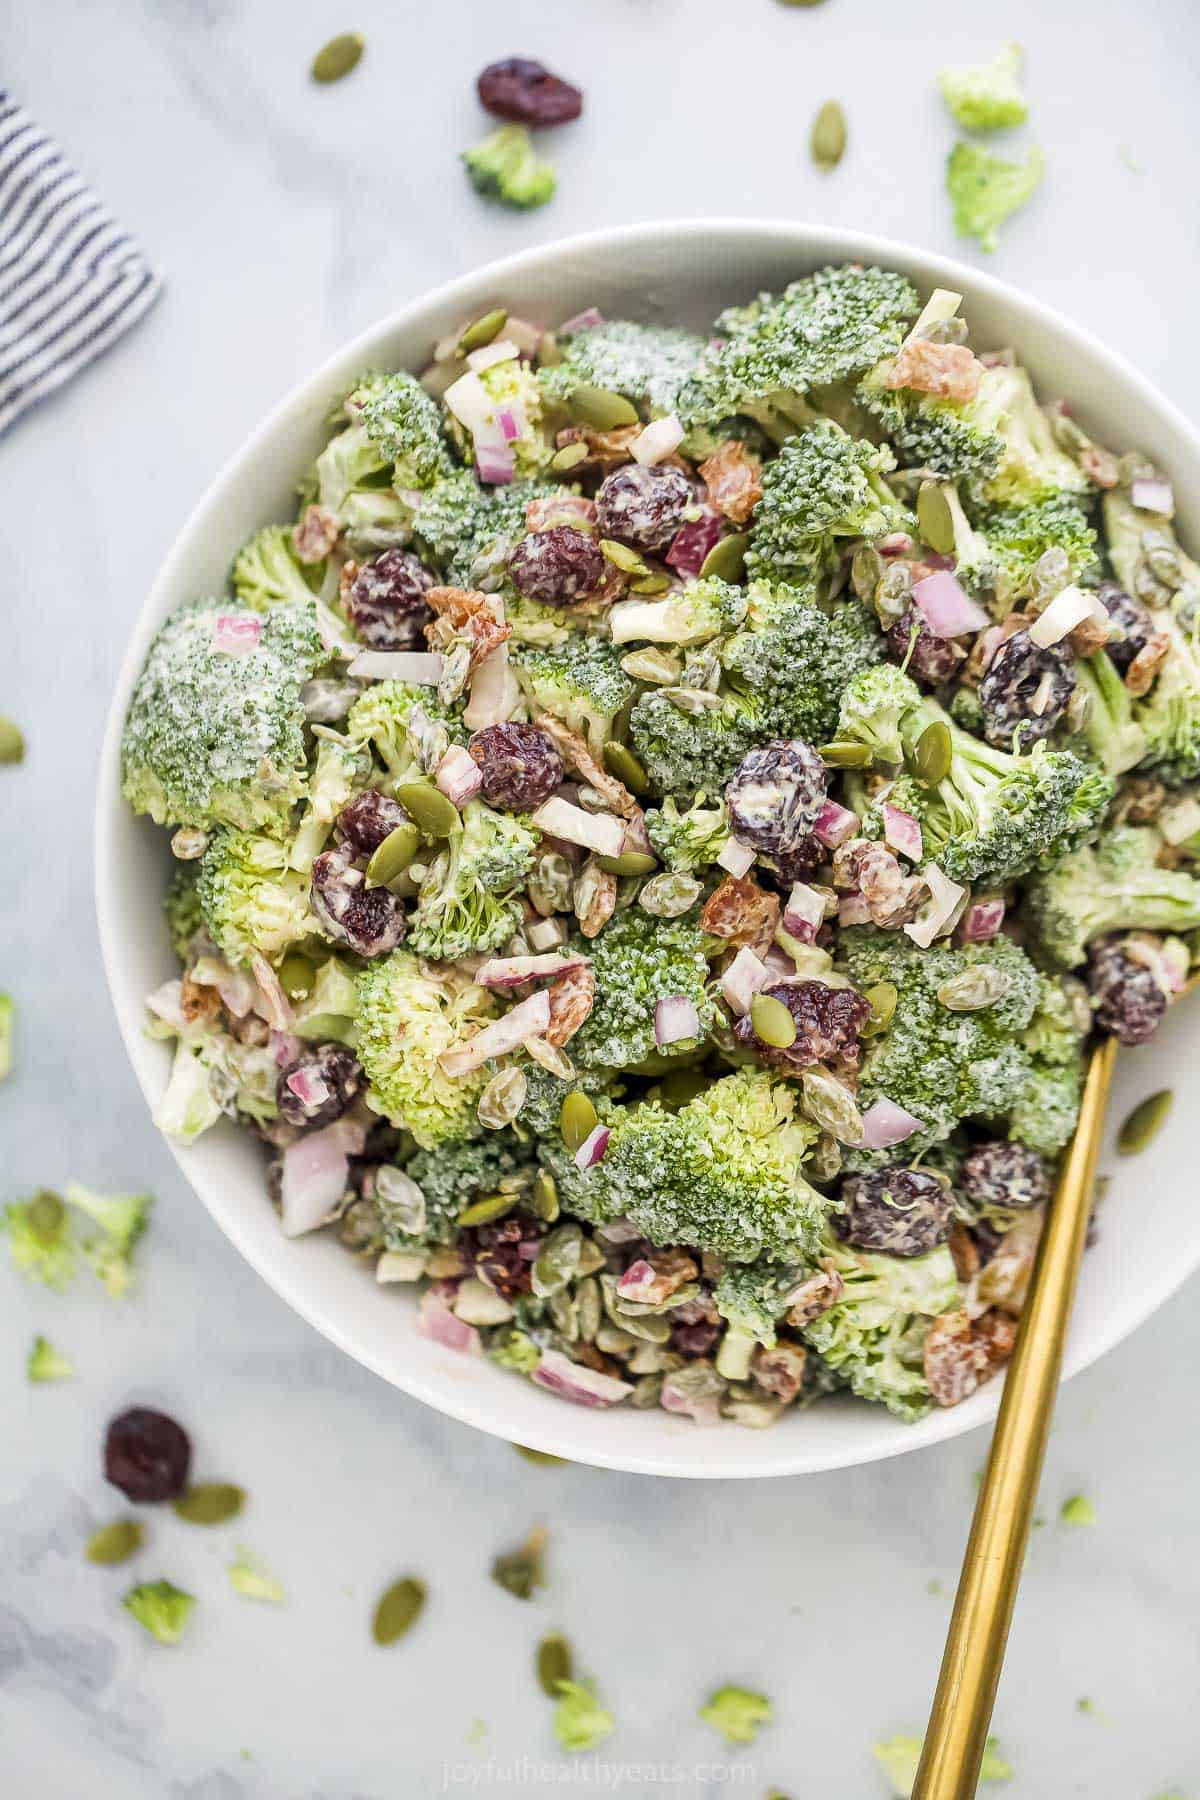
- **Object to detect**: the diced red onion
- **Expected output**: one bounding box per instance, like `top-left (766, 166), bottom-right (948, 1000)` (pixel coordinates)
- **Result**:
top-left (443, 369), bottom-right (493, 431)
top-left (559, 306), bottom-right (604, 335)
top-left (476, 441), bottom-right (515, 485)
top-left (616, 1259), bottom-right (659, 1303)
top-left (212, 615), bottom-right (261, 656)
top-left (530, 797), bottom-right (625, 859)
top-left (665, 509), bottom-right (724, 577)
top-left (285, 1066), bottom-right (331, 1110)
top-left (912, 570), bottom-right (990, 638)
top-left (859, 1098), bottom-right (924, 1150)
top-left (466, 340), bottom-right (520, 373)
top-left (877, 532), bottom-right (913, 558)
top-left (838, 891), bottom-right (872, 927)
top-left (505, 316), bottom-right (544, 357)
top-left (439, 990), bottom-right (552, 1076)
top-left (348, 649), bottom-right (443, 683)
top-left (719, 945), bottom-right (770, 1015)
top-left (1131, 476), bottom-right (1174, 516)
top-left (958, 897), bottom-right (1006, 943)
top-left (435, 744), bottom-right (483, 807)
top-left (250, 954), bottom-right (293, 1032)
top-left (269, 1028), bottom-right (303, 1067)
top-left (532, 1347), bottom-right (631, 1408)
top-left (495, 406), bottom-right (520, 442)
top-left (783, 882), bottom-right (825, 942)
top-left (573, 1123), bottom-right (611, 1171)
top-left (660, 1374), bottom-right (721, 1427)
top-left (280, 1127), bottom-right (351, 1237)
top-left (417, 1291), bottom-right (482, 1356)
top-left (882, 803), bottom-right (923, 863)
top-left (653, 995), bottom-right (700, 1047)
top-left (903, 863), bottom-right (968, 948)
top-left (475, 952), bottom-right (587, 988)
top-left (716, 838), bottom-right (755, 878)
top-left (527, 915), bottom-right (568, 952)
top-left (1028, 585), bottom-right (1107, 650)
top-left (814, 800), bottom-right (859, 849)
top-left (630, 414), bottom-right (684, 466)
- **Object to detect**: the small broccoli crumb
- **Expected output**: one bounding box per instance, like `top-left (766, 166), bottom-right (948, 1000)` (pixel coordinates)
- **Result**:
top-left (946, 141), bottom-right (1046, 252)
top-left (356, 952), bottom-right (495, 1148)
top-left (1060, 1493), bottom-right (1097, 1526)
top-left (27, 1335), bottom-right (73, 1384)
top-left (873, 1732), bottom-right (1011, 1795)
top-left (0, 992), bottom-right (12, 1082)
top-left (122, 1579), bottom-right (195, 1645)
top-left (552, 1679), bottom-right (615, 1753)
top-left (939, 44), bottom-right (1028, 132)
top-left (464, 124), bottom-right (555, 209)
top-left (699, 1684), bottom-right (773, 1746)
top-left (228, 1548), bottom-right (286, 1604)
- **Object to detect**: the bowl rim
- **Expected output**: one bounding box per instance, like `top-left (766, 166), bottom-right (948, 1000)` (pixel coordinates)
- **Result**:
top-left (95, 216), bottom-right (1200, 1479)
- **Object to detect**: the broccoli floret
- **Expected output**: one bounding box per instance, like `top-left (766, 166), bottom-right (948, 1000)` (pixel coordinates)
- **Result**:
top-left (413, 468), bottom-right (567, 586)
top-left (838, 926), bottom-right (1043, 1161)
top-left (407, 801), bottom-right (537, 962)
top-left (835, 662), bottom-right (924, 765)
top-left (355, 369), bottom-right (451, 490)
top-left (121, 600), bottom-right (325, 834)
top-left (644, 792), bottom-right (730, 871)
top-left (511, 636), bottom-right (635, 756)
top-left (698, 1686), bottom-right (773, 1747)
top-left (553, 1681), bottom-right (615, 1753)
top-left (314, 418), bottom-right (391, 517)
top-left (1010, 1059), bottom-right (1083, 1157)
top-left (858, 361), bottom-right (1006, 493)
top-left (540, 318), bottom-right (707, 419)
top-left (713, 1256), bottom-right (806, 1347)
top-left (517, 1061), bottom-right (622, 1136)
top-left (721, 581), bottom-right (887, 744)
top-left (123, 1580), bottom-right (195, 1646)
top-left (356, 951), bottom-right (495, 1148)
top-left (449, 352), bottom-right (552, 480)
top-left (62, 1182), bottom-right (152, 1299)
top-left (1074, 650), bottom-right (1149, 777)
top-left (1103, 487), bottom-right (1200, 599)
top-left (28, 1335), bottom-right (73, 1383)
top-left (678, 265), bottom-right (919, 430)
top-left (4, 1190), bottom-right (76, 1289)
top-left (946, 141), bottom-right (1046, 253)
top-left (196, 828), bottom-right (312, 966)
top-left (800, 1236), bottom-right (962, 1420)
top-left (392, 1133), bottom-right (534, 1248)
top-left (153, 1041), bottom-right (224, 1143)
top-left (629, 683), bottom-right (763, 799)
top-left (745, 426), bottom-right (909, 585)
top-left (976, 491), bottom-right (1099, 601)
top-left (346, 679), bottom-right (465, 778)
top-left (939, 43), bottom-right (1028, 131)
top-left (290, 956), bottom-right (359, 1045)
top-left (609, 577), bottom-right (748, 647)
top-left (164, 865), bottom-right (207, 961)
top-left (231, 524), bottom-right (320, 611)
top-left (463, 124), bottom-right (555, 209)
top-left (1022, 825), bottom-right (1200, 967)
top-left (599, 1069), bottom-right (826, 1261)
top-left (3, 1184), bottom-right (152, 1298)
top-left (1131, 609), bottom-right (1200, 786)
top-left (574, 910), bottom-right (716, 1072)
top-left (290, 737), bottom-right (372, 873)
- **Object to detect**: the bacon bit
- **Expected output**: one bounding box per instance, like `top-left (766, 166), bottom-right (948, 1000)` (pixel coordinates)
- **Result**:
top-left (1079, 445), bottom-right (1120, 489)
top-left (947, 1220), bottom-right (980, 1284)
top-left (179, 972), bottom-right (222, 1026)
top-left (339, 558), bottom-right (359, 598)
top-left (751, 1341), bottom-right (808, 1404)
top-left (962, 612), bottom-right (1032, 687)
top-left (699, 440), bottom-right (764, 526)
top-left (831, 839), bottom-right (927, 929)
top-left (975, 1209), bottom-right (1043, 1317)
top-left (785, 1263), bottom-right (845, 1330)
top-left (424, 587), bottom-right (512, 671)
top-left (700, 876), bottom-right (780, 956)
top-left (1065, 609), bottom-right (1112, 659)
top-left (885, 340), bottom-right (983, 405)
top-left (618, 1247), bottom-right (698, 1306)
top-left (534, 712), bottom-right (639, 819)
top-left (1124, 628), bottom-right (1170, 698)
top-left (974, 1307), bottom-right (1018, 1374)
top-left (526, 492), bottom-right (597, 534)
top-left (545, 962), bottom-right (596, 1046)
top-left (293, 503), bottom-right (341, 564)
top-left (924, 1310), bottom-right (991, 1408)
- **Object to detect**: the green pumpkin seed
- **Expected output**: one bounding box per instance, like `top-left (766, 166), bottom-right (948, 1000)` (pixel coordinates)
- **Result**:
top-left (457, 309), bottom-right (508, 355)
top-left (86, 1520), bottom-right (144, 1565)
top-left (910, 719), bottom-right (952, 788)
top-left (860, 981), bottom-right (897, 1037)
top-left (456, 1191), bottom-right (517, 1228)
top-left (602, 740), bottom-right (650, 794)
top-left (600, 538), bottom-right (649, 576)
top-left (620, 646), bottom-right (682, 684)
top-left (514, 1443), bottom-right (567, 1466)
top-left (311, 32), bottom-right (364, 84)
top-left (631, 572), bottom-right (671, 595)
top-left (531, 1170), bottom-right (560, 1223)
top-left (277, 952), bottom-right (316, 999)
top-left (817, 740), bottom-right (873, 769)
top-left (394, 781), bottom-right (460, 837)
top-left (596, 850), bottom-right (658, 877)
top-left (551, 441), bottom-right (590, 472)
top-left (173, 1484), bottom-right (245, 1526)
top-left (372, 1577), bottom-right (426, 1646)
top-left (560, 1090), bottom-right (598, 1153)
top-left (1117, 1088), bottom-right (1173, 1155)
top-left (699, 532), bottom-right (749, 583)
top-left (917, 480), bottom-right (956, 556)
top-left (936, 966), bottom-right (1013, 1011)
top-left (537, 1632), bottom-right (573, 1696)
top-left (750, 993), bottom-right (797, 1048)
top-left (491, 1526), bottom-right (547, 1601)
top-left (569, 385), bottom-right (639, 430)
top-left (365, 822), bottom-right (422, 887)
top-left (0, 717), bottom-right (25, 764)
top-left (811, 100), bottom-right (847, 170)
top-left (27, 1189), bottom-right (65, 1245)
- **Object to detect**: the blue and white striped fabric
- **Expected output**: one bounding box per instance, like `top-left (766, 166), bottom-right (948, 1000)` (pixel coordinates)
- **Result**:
top-left (0, 91), bottom-right (161, 435)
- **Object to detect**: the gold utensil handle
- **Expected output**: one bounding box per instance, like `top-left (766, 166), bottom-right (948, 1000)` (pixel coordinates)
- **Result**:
top-left (913, 1035), bottom-right (1118, 1800)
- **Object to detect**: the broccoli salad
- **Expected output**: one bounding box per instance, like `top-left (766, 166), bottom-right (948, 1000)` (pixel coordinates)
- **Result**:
top-left (122, 266), bottom-right (1200, 1429)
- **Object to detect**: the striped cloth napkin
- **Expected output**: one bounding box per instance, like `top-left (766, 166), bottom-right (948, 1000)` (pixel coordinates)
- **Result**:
top-left (0, 90), bottom-right (161, 435)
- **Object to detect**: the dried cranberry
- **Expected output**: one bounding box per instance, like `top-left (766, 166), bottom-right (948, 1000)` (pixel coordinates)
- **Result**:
top-left (979, 629), bottom-right (1075, 749)
top-left (311, 842), bottom-right (406, 958)
top-left (1097, 580), bottom-right (1155, 675)
top-left (595, 463), bottom-right (692, 554)
top-left (756, 838), bottom-right (823, 892)
top-left (465, 1211), bottom-right (542, 1298)
top-left (345, 549), bottom-right (434, 650)
top-left (733, 979), bottom-right (870, 1071)
top-left (477, 57), bottom-right (583, 126)
top-left (336, 788), bottom-right (412, 857)
top-left (832, 1168), bottom-right (953, 1257)
top-left (961, 1140), bottom-right (1050, 1211)
top-left (887, 609), bottom-right (967, 687)
top-left (509, 526), bottom-right (604, 607)
top-left (1086, 937), bottom-right (1167, 1045)
top-left (277, 1043), bottom-right (364, 1129)
top-left (104, 1407), bottom-right (192, 1503)
top-left (725, 739), bottom-right (829, 856)
top-left (671, 1319), bottom-right (721, 1358)
top-left (468, 722), bottom-right (563, 810)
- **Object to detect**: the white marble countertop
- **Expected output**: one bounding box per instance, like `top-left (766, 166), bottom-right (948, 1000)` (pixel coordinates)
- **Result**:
top-left (4, 1), bottom-right (1200, 1794)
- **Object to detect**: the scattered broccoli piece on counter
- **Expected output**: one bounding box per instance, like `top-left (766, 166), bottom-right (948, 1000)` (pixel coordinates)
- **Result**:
top-left (745, 427), bottom-right (909, 586)
top-left (610, 576), bottom-right (748, 648)
top-left (356, 951), bottom-right (495, 1148)
top-left (722, 581), bottom-right (886, 742)
top-left (0, 715), bottom-right (25, 763)
top-left (801, 1238), bottom-right (961, 1420)
top-left (699, 1684), bottom-right (773, 1746)
top-left (121, 600), bottom-right (325, 835)
top-left (939, 43), bottom-right (1028, 131)
top-left (1022, 825), bottom-right (1200, 967)
top-left (975, 491), bottom-right (1099, 599)
top-left (539, 318), bottom-right (708, 419)
top-left (347, 679), bottom-right (465, 778)
top-left (644, 792), bottom-right (730, 871)
top-left (228, 1548), bottom-right (286, 1604)
top-left (574, 910), bottom-right (715, 1071)
top-left (552, 1679), bottom-right (615, 1752)
top-left (230, 525), bottom-right (319, 613)
top-left (356, 369), bottom-right (452, 489)
top-left (394, 1133), bottom-right (534, 1249)
top-left (0, 991), bottom-right (12, 1082)
top-left (946, 141), bottom-right (1046, 252)
top-left (511, 637), bottom-right (635, 757)
top-left (1060, 1493), bottom-right (1097, 1526)
top-left (463, 124), bottom-right (556, 209)
top-left (407, 801), bottom-right (537, 961)
top-left (196, 828), bottom-right (313, 966)
top-left (28, 1335), bottom-right (73, 1383)
top-left (4, 1190), bottom-right (76, 1289)
top-left (122, 1579), bottom-right (195, 1645)
top-left (63, 1184), bottom-right (152, 1299)
top-left (872, 1733), bottom-right (1012, 1796)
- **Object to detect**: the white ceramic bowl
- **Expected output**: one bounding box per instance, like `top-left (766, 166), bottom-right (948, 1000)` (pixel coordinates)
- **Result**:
top-left (96, 220), bottom-right (1200, 1479)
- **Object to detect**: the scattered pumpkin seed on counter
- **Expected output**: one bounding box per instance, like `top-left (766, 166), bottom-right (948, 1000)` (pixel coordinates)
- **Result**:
top-left (490, 1525), bottom-right (548, 1600)
top-left (310, 33), bottom-right (364, 84)
top-left (810, 100), bottom-right (847, 170)
top-left (86, 1520), bottom-right (144, 1565)
top-left (1117, 1089), bottom-right (1173, 1155)
top-left (536, 1632), bottom-right (574, 1696)
top-left (514, 1443), bottom-right (567, 1467)
top-left (373, 1576), bottom-right (427, 1646)
top-left (173, 1483), bottom-right (246, 1526)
